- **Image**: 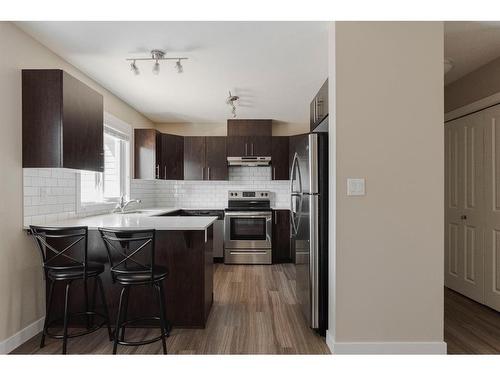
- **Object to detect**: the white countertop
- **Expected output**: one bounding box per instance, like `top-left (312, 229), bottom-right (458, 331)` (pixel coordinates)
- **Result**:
top-left (33, 208), bottom-right (217, 231)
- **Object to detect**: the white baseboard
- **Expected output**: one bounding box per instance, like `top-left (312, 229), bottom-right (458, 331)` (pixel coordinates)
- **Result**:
top-left (326, 334), bottom-right (447, 355)
top-left (0, 317), bottom-right (44, 354)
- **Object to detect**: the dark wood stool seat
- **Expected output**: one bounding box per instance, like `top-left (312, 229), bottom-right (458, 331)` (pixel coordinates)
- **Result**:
top-left (99, 228), bottom-right (170, 354)
top-left (30, 226), bottom-right (113, 354)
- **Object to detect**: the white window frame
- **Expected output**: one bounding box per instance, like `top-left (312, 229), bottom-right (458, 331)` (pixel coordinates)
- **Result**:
top-left (76, 112), bottom-right (132, 213)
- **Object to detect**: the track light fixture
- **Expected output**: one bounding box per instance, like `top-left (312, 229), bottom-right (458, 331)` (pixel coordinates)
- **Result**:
top-left (126, 49), bottom-right (188, 76)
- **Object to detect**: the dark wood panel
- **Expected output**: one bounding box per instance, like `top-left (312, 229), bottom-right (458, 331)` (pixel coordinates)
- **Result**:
top-left (22, 69), bottom-right (104, 171)
top-left (184, 137), bottom-right (205, 180)
top-left (272, 210), bottom-right (291, 264)
top-left (271, 137), bottom-right (289, 180)
top-left (227, 119), bottom-right (272, 136)
top-left (44, 228), bottom-right (213, 329)
top-left (22, 70), bottom-right (62, 168)
top-left (163, 134), bottom-right (184, 180)
top-left (62, 72), bottom-right (103, 172)
top-left (134, 129), bottom-right (159, 179)
top-left (227, 136), bottom-right (249, 157)
top-left (249, 135), bottom-right (272, 156)
top-left (310, 79), bottom-right (328, 132)
top-left (205, 136), bottom-right (227, 180)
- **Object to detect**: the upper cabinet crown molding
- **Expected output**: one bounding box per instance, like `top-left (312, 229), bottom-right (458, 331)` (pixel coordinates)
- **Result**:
top-left (22, 69), bottom-right (104, 172)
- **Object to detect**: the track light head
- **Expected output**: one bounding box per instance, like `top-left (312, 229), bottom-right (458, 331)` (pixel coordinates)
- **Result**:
top-left (176, 60), bottom-right (183, 74)
top-left (152, 60), bottom-right (160, 75)
top-left (130, 60), bottom-right (139, 75)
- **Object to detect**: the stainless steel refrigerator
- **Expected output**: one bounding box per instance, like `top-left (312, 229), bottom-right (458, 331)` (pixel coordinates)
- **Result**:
top-left (290, 132), bottom-right (328, 335)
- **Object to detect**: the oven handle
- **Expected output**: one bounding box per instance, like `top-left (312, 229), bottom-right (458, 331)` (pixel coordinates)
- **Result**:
top-left (225, 213), bottom-right (272, 218)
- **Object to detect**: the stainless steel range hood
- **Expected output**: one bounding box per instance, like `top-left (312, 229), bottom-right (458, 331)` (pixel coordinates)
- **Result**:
top-left (227, 156), bottom-right (271, 167)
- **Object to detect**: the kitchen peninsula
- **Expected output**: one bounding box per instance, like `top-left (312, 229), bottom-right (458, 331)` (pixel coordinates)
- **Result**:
top-left (31, 209), bottom-right (216, 328)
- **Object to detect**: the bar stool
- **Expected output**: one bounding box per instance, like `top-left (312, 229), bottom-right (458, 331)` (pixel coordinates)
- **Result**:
top-left (30, 226), bottom-right (112, 354)
top-left (98, 228), bottom-right (170, 354)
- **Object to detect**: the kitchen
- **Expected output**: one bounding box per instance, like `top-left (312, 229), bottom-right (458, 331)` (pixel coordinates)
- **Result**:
top-left (7, 21), bottom-right (330, 354)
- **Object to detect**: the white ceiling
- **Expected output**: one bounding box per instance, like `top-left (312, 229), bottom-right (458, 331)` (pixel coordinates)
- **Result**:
top-left (16, 21), bottom-right (329, 124)
top-left (445, 21), bottom-right (500, 85)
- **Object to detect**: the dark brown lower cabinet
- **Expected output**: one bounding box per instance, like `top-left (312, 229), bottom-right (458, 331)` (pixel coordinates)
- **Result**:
top-left (272, 210), bottom-right (292, 263)
top-left (44, 228), bottom-right (214, 328)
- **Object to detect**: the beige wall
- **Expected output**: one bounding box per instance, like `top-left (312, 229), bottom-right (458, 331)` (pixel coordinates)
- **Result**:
top-left (155, 121), bottom-right (309, 136)
top-left (445, 56), bottom-right (500, 113)
top-left (331, 22), bottom-right (444, 350)
top-left (0, 21), bottom-right (153, 344)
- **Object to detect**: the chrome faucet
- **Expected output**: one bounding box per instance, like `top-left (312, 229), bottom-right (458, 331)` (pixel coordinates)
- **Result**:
top-left (112, 196), bottom-right (142, 213)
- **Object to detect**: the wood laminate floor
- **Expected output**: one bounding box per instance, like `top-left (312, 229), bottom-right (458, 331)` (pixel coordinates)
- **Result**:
top-left (445, 287), bottom-right (500, 354)
top-left (11, 263), bottom-right (330, 355)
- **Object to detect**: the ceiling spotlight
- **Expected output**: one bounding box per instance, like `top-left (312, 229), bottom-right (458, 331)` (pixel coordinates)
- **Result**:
top-left (130, 60), bottom-right (139, 75)
top-left (152, 60), bottom-right (160, 75)
top-left (176, 59), bottom-right (183, 74)
top-left (126, 49), bottom-right (188, 76)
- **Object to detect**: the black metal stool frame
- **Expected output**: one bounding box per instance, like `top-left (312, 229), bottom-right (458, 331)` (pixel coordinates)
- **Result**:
top-left (99, 228), bottom-right (170, 354)
top-left (30, 225), bottom-right (113, 354)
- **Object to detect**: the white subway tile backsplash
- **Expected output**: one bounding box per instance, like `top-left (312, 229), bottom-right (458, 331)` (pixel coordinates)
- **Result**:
top-left (24, 166), bottom-right (290, 226)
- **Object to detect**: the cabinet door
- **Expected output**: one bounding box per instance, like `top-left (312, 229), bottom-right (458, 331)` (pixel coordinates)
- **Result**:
top-left (272, 210), bottom-right (291, 263)
top-left (227, 136), bottom-right (249, 157)
top-left (205, 137), bottom-right (227, 180)
top-left (249, 136), bottom-right (272, 156)
top-left (62, 72), bottom-right (104, 172)
top-left (134, 129), bottom-right (159, 179)
top-left (163, 134), bottom-right (184, 180)
top-left (444, 114), bottom-right (485, 303)
top-left (184, 137), bottom-right (206, 180)
top-left (271, 137), bottom-right (289, 180)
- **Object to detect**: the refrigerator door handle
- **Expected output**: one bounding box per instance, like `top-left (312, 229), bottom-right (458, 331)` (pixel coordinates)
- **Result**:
top-left (310, 193), bottom-right (319, 329)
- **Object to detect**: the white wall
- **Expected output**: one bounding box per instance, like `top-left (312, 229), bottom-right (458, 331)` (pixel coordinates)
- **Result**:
top-left (0, 21), bottom-right (153, 350)
top-left (329, 22), bottom-right (445, 354)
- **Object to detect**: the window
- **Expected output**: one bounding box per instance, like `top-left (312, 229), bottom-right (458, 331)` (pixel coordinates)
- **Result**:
top-left (79, 124), bottom-right (130, 206)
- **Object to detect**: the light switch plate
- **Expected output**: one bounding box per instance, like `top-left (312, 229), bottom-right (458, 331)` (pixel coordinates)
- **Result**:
top-left (347, 178), bottom-right (365, 196)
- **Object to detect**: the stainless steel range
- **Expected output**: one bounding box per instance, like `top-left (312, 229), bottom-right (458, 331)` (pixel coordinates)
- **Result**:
top-left (224, 190), bottom-right (272, 264)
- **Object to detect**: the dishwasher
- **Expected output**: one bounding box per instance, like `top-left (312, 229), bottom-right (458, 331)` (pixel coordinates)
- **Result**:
top-left (160, 209), bottom-right (225, 260)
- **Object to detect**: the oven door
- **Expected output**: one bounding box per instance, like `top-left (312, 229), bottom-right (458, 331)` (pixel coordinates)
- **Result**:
top-left (224, 211), bottom-right (272, 249)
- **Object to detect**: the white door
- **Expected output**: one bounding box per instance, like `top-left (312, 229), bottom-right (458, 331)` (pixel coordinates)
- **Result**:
top-left (482, 106), bottom-right (500, 311)
top-left (444, 112), bottom-right (485, 302)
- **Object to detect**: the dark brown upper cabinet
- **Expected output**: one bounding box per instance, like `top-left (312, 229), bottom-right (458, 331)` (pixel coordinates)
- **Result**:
top-left (272, 209), bottom-right (292, 264)
top-left (22, 69), bottom-right (104, 172)
top-left (184, 136), bottom-right (227, 181)
top-left (205, 137), bottom-right (227, 180)
top-left (227, 119), bottom-right (272, 157)
top-left (271, 137), bottom-right (289, 180)
top-left (184, 136), bottom-right (205, 180)
top-left (134, 130), bottom-right (183, 180)
top-left (310, 79), bottom-right (328, 132)
top-left (134, 129), bottom-right (161, 179)
top-left (162, 133), bottom-right (184, 180)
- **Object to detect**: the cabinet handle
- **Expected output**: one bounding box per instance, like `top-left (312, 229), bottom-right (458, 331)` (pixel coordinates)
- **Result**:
top-left (202, 167), bottom-right (204, 180)
top-left (245, 143), bottom-right (248, 156)
top-left (164, 166), bottom-right (167, 179)
top-left (156, 165), bottom-right (159, 179)
top-left (275, 211), bottom-right (277, 223)
top-left (251, 143), bottom-right (254, 156)
top-left (273, 167), bottom-right (276, 180)
top-left (207, 167), bottom-right (210, 180)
